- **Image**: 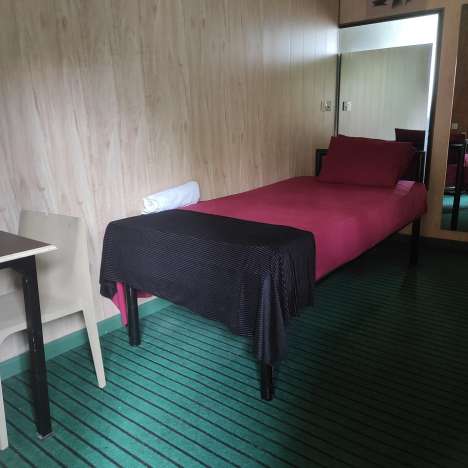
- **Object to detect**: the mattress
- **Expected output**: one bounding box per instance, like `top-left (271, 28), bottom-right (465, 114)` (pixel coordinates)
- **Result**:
top-left (186, 176), bottom-right (427, 280)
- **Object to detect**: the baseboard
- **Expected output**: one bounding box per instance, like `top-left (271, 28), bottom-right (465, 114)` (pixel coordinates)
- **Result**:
top-left (421, 236), bottom-right (468, 252)
top-left (0, 297), bottom-right (172, 380)
top-left (392, 233), bottom-right (468, 252)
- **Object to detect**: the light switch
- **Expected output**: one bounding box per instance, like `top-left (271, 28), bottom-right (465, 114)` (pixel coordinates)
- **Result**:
top-left (321, 100), bottom-right (332, 112)
top-left (342, 101), bottom-right (352, 112)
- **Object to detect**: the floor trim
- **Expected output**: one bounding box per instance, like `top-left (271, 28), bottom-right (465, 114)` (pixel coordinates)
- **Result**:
top-left (393, 232), bottom-right (468, 252)
top-left (0, 297), bottom-right (171, 380)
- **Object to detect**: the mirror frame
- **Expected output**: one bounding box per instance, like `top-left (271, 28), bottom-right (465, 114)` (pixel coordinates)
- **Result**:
top-left (441, 3), bottom-right (468, 232)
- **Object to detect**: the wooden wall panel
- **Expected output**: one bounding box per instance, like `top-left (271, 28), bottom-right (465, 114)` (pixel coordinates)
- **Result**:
top-left (0, 0), bottom-right (338, 360)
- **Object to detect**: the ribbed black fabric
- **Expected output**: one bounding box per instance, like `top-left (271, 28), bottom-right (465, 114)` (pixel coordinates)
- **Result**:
top-left (100, 209), bottom-right (315, 364)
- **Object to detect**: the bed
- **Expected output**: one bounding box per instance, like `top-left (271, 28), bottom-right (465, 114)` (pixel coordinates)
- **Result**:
top-left (100, 136), bottom-right (427, 400)
top-left (185, 176), bottom-right (426, 281)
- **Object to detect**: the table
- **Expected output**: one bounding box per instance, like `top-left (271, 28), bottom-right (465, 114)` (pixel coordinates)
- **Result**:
top-left (0, 231), bottom-right (56, 439)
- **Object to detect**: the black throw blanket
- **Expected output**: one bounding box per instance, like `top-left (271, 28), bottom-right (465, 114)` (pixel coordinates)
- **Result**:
top-left (100, 209), bottom-right (315, 364)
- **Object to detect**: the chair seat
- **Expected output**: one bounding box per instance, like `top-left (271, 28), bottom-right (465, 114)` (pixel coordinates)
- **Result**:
top-left (0, 290), bottom-right (83, 345)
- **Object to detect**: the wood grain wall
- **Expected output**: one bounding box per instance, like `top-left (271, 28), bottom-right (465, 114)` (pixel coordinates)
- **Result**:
top-left (0, 0), bottom-right (338, 360)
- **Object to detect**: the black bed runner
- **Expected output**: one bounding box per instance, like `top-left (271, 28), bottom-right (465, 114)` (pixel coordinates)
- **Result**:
top-left (100, 209), bottom-right (315, 364)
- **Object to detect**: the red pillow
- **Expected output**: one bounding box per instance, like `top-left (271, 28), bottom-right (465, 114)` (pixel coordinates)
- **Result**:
top-left (318, 135), bottom-right (415, 187)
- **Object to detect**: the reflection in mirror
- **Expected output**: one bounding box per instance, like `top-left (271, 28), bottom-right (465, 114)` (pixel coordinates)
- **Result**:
top-left (441, 4), bottom-right (468, 232)
top-left (339, 44), bottom-right (432, 141)
top-left (338, 14), bottom-right (439, 179)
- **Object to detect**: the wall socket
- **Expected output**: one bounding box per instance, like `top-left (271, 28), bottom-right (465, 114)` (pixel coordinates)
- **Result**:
top-left (342, 101), bottom-right (352, 112)
top-left (321, 100), bottom-right (332, 112)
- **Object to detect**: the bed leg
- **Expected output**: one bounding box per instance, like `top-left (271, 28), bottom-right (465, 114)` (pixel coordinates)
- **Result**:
top-left (410, 218), bottom-right (421, 266)
top-left (451, 143), bottom-right (465, 231)
top-left (124, 284), bottom-right (140, 346)
top-left (260, 362), bottom-right (274, 401)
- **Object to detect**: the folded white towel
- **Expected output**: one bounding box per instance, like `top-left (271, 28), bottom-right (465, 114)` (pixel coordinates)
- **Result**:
top-left (142, 181), bottom-right (200, 214)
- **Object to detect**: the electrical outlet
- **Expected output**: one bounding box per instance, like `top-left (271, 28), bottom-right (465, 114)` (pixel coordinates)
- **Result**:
top-left (321, 100), bottom-right (332, 112)
top-left (342, 101), bottom-right (352, 112)
top-left (452, 122), bottom-right (459, 130)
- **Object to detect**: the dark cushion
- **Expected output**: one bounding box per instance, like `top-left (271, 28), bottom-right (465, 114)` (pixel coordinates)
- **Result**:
top-left (318, 135), bottom-right (415, 188)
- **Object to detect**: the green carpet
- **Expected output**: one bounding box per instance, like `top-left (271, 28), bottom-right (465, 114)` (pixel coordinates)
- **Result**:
top-left (441, 194), bottom-right (468, 231)
top-left (1, 241), bottom-right (468, 467)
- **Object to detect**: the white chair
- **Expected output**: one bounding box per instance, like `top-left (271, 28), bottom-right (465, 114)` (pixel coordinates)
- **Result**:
top-left (0, 211), bottom-right (106, 450)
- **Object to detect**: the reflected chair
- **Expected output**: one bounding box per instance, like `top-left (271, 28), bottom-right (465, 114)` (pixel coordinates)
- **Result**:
top-left (395, 128), bottom-right (426, 150)
top-left (395, 128), bottom-right (426, 180)
top-left (445, 132), bottom-right (468, 189)
top-left (445, 133), bottom-right (468, 230)
top-left (0, 211), bottom-right (106, 450)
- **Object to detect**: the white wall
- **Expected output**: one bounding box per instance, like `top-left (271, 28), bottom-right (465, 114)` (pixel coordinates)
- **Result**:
top-left (339, 14), bottom-right (439, 53)
top-left (339, 44), bottom-right (432, 140)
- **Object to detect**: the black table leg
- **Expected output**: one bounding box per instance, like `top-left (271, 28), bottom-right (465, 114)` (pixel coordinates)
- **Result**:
top-left (260, 362), bottom-right (274, 401)
top-left (21, 256), bottom-right (53, 439)
top-left (125, 284), bottom-right (140, 346)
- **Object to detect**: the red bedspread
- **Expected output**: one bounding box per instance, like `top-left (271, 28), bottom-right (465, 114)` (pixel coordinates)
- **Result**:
top-left (186, 177), bottom-right (427, 280)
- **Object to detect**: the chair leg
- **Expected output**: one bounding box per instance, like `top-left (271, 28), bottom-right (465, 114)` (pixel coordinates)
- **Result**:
top-left (83, 309), bottom-right (106, 389)
top-left (0, 378), bottom-right (8, 450)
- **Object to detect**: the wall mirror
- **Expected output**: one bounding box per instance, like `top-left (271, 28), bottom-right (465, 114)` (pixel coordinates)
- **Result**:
top-left (338, 13), bottom-right (440, 177)
top-left (440, 4), bottom-right (468, 232)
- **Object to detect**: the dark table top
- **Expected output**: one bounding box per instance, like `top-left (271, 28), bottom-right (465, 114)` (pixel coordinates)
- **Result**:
top-left (0, 231), bottom-right (56, 264)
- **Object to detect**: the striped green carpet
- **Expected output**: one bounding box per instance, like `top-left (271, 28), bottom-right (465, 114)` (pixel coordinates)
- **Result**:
top-left (1, 241), bottom-right (468, 467)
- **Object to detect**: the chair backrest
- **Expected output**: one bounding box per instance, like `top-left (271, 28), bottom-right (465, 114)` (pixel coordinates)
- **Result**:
top-left (395, 128), bottom-right (427, 181)
top-left (395, 128), bottom-right (426, 151)
top-left (18, 211), bottom-right (92, 307)
top-left (447, 132), bottom-right (467, 165)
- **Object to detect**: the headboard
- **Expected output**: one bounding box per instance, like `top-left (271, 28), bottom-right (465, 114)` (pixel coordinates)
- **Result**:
top-left (315, 148), bottom-right (427, 185)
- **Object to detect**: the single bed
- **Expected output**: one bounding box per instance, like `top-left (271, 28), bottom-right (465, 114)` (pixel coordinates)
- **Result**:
top-left (100, 137), bottom-right (427, 400)
top-left (185, 176), bottom-right (426, 281)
